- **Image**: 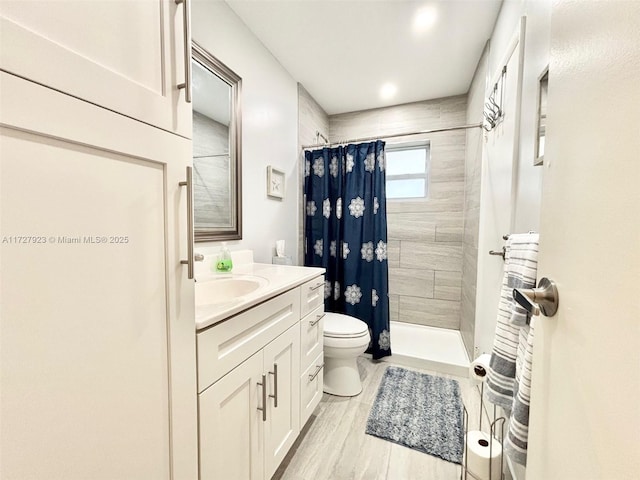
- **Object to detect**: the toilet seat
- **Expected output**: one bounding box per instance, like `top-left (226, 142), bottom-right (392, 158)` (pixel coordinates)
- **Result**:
top-left (323, 312), bottom-right (368, 338)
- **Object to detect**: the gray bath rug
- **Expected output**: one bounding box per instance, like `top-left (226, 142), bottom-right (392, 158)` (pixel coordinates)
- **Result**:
top-left (365, 366), bottom-right (464, 464)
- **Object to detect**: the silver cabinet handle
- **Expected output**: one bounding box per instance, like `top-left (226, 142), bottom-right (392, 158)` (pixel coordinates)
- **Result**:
top-left (179, 166), bottom-right (194, 279)
top-left (309, 364), bottom-right (324, 382)
top-left (310, 313), bottom-right (325, 327)
top-left (513, 277), bottom-right (559, 317)
top-left (268, 363), bottom-right (278, 408)
top-left (257, 374), bottom-right (267, 422)
top-left (175, 0), bottom-right (192, 103)
top-left (310, 281), bottom-right (324, 291)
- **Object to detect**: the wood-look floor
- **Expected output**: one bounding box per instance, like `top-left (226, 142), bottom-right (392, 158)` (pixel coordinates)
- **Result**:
top-left (273, 357), bottom-right (484, 480)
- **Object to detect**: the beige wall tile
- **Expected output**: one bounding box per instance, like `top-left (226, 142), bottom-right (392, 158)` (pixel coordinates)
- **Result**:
top-left (387, 240), bottom-right (400, 268)
top-left (389, 294), bottom-right (399, 322)
top-left (387, 198), bottom-right (463, 215)
top-left (434, 271), bottom-right (462, 301)
top-left (435, 218), bottom-right (464, 243)
top-left (389, 267), bottom-right (434, 298)
top-left (400, 241), bottom-right (463, 272)
top-left (399, 296), bottom-right (461, 329)
top-left (387, 213), bottom-right (435, 241)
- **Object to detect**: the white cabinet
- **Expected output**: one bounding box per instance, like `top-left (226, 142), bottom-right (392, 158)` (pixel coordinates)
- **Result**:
top-left (0, 3), bottom-right (196, 479)
top-left (199, 323), bottom-right (300, 480)
top-left (299, 302), bottom-right (325, 427)
top-left (0, 0), bottom-right (191, 137)
top-left (0, 72), bottom-right (196, 478)
top-left (198, 275), bottom-right (324, 480)
top-left (199, 351), bottom-right (264, 480)
top-left (263, 325), bottom-right (300, 479)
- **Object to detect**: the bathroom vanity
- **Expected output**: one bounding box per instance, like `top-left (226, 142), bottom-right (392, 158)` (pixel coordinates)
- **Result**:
top-left (195, 258), bottom-right (325, 480)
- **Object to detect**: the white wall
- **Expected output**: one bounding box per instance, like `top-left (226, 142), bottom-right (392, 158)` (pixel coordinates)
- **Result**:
top-left (473, 0), bottom-right (551, 358)
top-left (488, 0), bottom-right (550, 233)
top-left (191, 1), bottom-right (299, 263)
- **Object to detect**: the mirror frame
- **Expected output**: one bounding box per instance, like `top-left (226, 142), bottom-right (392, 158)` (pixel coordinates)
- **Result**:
top-left (534, 66), bottom-right (549, 166)
top-left (192, 41), bottom-right (243, 241)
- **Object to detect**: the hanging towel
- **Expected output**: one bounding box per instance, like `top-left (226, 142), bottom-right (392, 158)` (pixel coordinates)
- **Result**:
top-left (504, 317), bottom-right (536, 466)
top-left (506, 235), bottom-right (539, 327)
top-left (486, 233), bottom-right (539, 411)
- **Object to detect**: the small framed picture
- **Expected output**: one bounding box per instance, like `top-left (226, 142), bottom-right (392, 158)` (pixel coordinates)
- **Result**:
top-left (267, 166), bottom-right (285, 199)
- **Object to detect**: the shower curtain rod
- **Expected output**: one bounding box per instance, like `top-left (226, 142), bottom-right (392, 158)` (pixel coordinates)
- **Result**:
top-left (301, 122), bottom-right (482, 150)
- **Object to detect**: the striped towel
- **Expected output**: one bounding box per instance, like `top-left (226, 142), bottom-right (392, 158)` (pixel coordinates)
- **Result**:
top-left (486, 232), bottom-right (539, 466)
top-left (486, 233), bottom-right (539, 410)
top-left (504, 318), bottom-right (536, 465)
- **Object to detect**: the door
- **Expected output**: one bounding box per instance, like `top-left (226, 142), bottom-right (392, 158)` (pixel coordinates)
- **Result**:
top-left (0, 0), bottom-right (191, 137)
top-left (263, 323), bottom-right (301, 479)
top-left (0, 72), bottom-right (197, 479)
top-left (199, 351), bottom-right (264, 480)
top-left (526, 3), bottom-right (640, 478)
top-left (475, 18), bottom-right (526, 355)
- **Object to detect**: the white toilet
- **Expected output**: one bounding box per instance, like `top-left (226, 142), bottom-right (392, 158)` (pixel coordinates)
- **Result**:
top-left (323, 312), bottom-right (370, 397)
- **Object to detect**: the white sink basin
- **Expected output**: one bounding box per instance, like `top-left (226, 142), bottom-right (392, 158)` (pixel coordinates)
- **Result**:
top-left (195, 275), bottom-right (268, 307)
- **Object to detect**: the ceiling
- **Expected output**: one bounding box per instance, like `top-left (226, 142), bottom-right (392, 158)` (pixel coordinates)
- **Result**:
top-left (226, 0), bottom-right (503, 115)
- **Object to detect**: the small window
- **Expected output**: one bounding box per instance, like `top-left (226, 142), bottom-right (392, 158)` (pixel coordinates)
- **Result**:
top-left (385, 143), bottom-right (430, 199)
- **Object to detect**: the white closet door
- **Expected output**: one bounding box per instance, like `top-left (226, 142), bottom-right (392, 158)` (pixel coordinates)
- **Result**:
top-left (0, 0), bottom-right (191, 137)
top-left (0, 72), bottom-right (197, 480)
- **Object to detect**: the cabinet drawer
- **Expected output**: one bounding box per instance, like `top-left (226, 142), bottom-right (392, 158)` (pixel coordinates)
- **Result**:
top-left (300, 304), bottom-right (324, 371)
top-left (300, 351), bottom-right (324, 427)
top-left (197, 288), bottom-right (300, 392)
top-left (300, 275), bottom-right (325, 317)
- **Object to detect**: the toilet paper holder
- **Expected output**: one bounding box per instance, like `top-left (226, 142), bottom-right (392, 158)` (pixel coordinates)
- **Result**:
top-left (513, 277), bottom-right (559, 317)
top-left (462, 382), bottom-right (506, 480)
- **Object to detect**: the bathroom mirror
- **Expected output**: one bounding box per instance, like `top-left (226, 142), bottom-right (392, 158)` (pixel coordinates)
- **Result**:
top-left (534, 68), bottom-right (548, 166)
top-left (192, 42), bottom-right (242, 241)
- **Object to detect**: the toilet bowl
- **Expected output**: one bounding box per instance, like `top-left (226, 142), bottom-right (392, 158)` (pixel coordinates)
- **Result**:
top-left (323, 312), bottom-right (370, 397)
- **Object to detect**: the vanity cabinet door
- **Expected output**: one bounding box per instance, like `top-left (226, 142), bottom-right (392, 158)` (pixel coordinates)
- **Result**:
top-left (0, 73), bottom-right (196, 479)
top-left (0, 0), bottom-right (191, 137)
top-left (300, 351), bottom-right (325, 427)
top-left (263, 323), bottom-right (301, 480)
top-left (199, 351), bottom-right (264, 480)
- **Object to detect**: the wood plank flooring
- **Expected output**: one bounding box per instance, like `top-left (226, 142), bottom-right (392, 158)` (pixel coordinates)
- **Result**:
top-left (273, 357), bottom-right (485, 480)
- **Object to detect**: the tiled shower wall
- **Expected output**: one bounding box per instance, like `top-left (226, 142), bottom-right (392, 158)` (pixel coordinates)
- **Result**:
top-left (297, 84), bottom-right (330, 266)
top-left (329, 96), bottom-right (468, 330)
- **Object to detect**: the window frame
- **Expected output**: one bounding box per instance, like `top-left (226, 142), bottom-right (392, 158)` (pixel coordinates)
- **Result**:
top-left (385, 141), bottom-right (430, 200)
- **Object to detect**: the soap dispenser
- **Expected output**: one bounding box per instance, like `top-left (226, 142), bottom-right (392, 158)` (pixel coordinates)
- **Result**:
top-left (215, 242), bottom-right (233, 272)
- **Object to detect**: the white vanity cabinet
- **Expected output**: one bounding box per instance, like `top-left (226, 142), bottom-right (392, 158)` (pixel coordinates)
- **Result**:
top-left (299, 278), bottom-right (326, 427)
top-left (0, 3), bottom-right (196, 478)
top-left (197, 275), bottom-right (324, 480)
top-left (0, 67), bottom-right (196, 480)
top-left (0, 0), bottom-right (191, 137)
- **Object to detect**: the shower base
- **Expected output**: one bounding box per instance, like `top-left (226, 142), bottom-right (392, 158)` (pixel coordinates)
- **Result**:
top-left (379, 321), bottom-right (469, 377)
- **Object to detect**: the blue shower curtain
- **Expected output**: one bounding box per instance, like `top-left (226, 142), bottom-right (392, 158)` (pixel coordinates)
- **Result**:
top-left (303, 141), bottom-right (390, 359)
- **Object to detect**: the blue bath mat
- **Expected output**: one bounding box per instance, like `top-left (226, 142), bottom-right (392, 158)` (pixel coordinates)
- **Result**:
top-left (365, 366), bottom-right (464, 463)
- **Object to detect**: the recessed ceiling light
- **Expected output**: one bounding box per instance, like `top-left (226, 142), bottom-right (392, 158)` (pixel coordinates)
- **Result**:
top-left (380, 83), bottom-right (397, 100)
top-left (413, 5), bottom-right (437, 34)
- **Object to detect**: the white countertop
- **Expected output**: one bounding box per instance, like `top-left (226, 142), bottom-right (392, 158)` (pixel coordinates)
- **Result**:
top-left (195, 262), bottom-right (325, 331)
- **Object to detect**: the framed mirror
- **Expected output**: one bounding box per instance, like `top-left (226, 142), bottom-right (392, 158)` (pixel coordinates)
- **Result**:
top-left (192, 42), bottom-right (242, 241)
top-left (534, 67), bottom-right (548, 166)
